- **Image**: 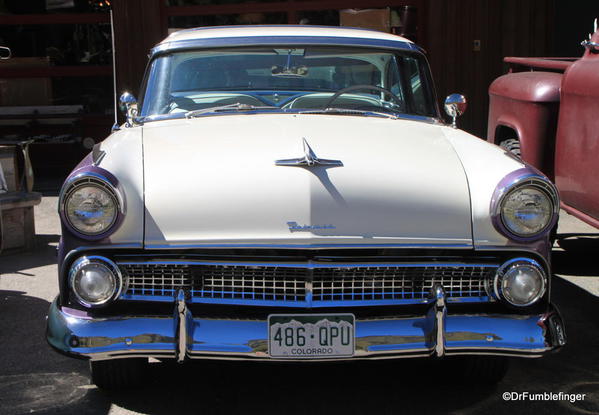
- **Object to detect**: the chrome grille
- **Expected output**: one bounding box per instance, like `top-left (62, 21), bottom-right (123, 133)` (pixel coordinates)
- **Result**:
top-left (197, 266), bottom-right (306, 301)
top-left (120, 262), bottom-right (496, 305)
top-left (312, 266), bottom-right (490, 302)
top-left (124, 263), bottom-right (193, 297)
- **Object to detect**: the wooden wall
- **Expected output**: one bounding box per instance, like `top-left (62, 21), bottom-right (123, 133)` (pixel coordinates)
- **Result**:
top-left (112, 0), bottom-right (163, 98)
top-left (424, 0), bottom-right (555, 137)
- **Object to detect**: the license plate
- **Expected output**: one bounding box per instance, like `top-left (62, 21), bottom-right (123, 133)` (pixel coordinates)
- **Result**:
top-left (268, 314), bottom-right (355, 359)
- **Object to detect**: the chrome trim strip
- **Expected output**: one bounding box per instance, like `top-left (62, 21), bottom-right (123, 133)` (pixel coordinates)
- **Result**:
top-left (84, 350), bottom-right (545, 362)
top-left (143, 243), bottom-right (474, 249)
top-left (118, 295), bottom-right (492, 307)
top-left (61, 244), bottom-right (144, 274)
top-left (115, 260), bottom-right (499, 268)
top-left (140, 109), bottom-right (442, 126)
top-left (84, 347), bottom-right (547, 361)
top-left (474, 245), bottom-right (550, 269)
top-left (445, 346), bottom-right (549, 353)
top-left (186, 351), bottom-right (544, 361)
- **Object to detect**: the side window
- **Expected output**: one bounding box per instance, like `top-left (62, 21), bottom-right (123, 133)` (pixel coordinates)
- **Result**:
top-left (402, 56), bottom-right (429, 115)
top-left (387, 57), bottom-right (404, 101)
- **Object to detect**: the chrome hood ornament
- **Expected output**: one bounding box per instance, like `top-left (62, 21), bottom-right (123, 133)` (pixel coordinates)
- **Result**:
top-left (275, 138), bottom-right (343, 167)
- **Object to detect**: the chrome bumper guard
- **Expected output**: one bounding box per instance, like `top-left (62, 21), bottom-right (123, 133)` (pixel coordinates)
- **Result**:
top-left (47, 286), bottom-right (566, 362)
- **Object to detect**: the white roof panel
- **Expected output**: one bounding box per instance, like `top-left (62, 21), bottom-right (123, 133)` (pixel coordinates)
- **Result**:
top-left (158, 25), bottom-right (413, 46)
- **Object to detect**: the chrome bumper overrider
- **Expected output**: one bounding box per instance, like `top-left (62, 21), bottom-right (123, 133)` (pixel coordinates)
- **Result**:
top-left (46, 288), bottom-right (566, 362)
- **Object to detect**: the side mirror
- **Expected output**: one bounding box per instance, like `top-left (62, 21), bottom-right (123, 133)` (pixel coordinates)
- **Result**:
top-left (0, 46), bottom-right (12, 60)
top-left (119, 92), bottom-right (139, 127)
top-left (444, 94), bottom-right (467, 128)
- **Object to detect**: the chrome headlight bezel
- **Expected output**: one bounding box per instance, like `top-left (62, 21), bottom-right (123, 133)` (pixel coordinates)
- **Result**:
top-left (493, 258), bottom-right (547, 307)
top-left (59, 171), bottom-right (124, 239)
top-left (68, 256), bottom-right (124, 308)
top-left (492, 172), bottom-right (559, 241)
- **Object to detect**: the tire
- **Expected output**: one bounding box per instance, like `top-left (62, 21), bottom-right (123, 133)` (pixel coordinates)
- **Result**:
top-left (90, 358), bottom-right (148, 390)
top-left (457, 356), bottom-right (510, 384)
top-left (499, 138), bottom-right (521, 158)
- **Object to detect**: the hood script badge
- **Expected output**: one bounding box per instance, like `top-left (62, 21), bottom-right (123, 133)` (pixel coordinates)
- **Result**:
top-left (287, 221), bottom-right (336, 232)
top-left (275, 138), bottom-right (343, 167)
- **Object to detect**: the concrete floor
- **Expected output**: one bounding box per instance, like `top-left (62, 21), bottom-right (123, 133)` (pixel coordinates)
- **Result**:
top-left (1, 196), bottom-right (599, 414)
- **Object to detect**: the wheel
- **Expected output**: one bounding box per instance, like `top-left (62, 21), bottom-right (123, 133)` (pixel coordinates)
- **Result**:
top-left (499, 138), bottom-right (521, 158)
top-left (90, 358), bottom-right (148, 390)
top-left (457, 356), bottom-right (510, 384)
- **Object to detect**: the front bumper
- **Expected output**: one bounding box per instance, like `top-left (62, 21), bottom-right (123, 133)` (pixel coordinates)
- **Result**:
top-left (46, 287), bottom-right (566, 362)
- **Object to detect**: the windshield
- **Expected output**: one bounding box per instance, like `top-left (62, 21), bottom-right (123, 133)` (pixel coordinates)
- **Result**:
top-left (140, 46), bottom-right (437, 120)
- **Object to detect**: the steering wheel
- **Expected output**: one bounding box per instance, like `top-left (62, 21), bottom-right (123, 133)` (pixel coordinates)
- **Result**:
top-left (322, 85), bottom-right (402, 110)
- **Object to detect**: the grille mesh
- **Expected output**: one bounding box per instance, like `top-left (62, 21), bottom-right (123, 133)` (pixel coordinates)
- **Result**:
top-left (197, 266), bottom-right (306, 301)
top-left (121, 263), bottom-right (495, 304)
top-left (311, 266), bottom-right (490, 301)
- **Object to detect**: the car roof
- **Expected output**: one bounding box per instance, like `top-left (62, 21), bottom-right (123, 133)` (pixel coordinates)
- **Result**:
top-left (161, 25), bottom-right (413, 44)
top-left (152, 25), bottom-right (419, 56)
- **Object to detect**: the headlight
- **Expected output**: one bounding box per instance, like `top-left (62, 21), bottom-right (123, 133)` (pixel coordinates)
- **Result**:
top-left (494, 258), bottom-right (546, 307)
top-left (60, 173), bottom-right (122, 237)
top-left (69, 256), bottom-right (123, 307)
top-left (493, 173), bottom-right (558, 239)
top-left (501, 185), bottom-right (552, 236)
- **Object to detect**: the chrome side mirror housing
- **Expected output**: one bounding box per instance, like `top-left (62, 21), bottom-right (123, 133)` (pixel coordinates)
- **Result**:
top-left (0, 46), bottom-right (12, 60)
top-left (581, 39), bottom-right (599, 53)
top-left (444, 93), bottom-right (467, 128)
top-left (119, 92), bottom-right (139, 127)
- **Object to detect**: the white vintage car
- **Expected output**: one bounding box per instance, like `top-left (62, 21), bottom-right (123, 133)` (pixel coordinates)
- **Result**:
top-left (47, 26), bottom-right (566, 389)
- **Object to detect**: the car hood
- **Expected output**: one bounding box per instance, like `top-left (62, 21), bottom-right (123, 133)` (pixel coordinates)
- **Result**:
top-left (142, 114), bottom-right (473, 248)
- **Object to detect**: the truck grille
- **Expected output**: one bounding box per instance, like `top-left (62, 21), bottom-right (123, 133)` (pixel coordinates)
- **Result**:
top-left (119, 262), bottom-right (496, 306)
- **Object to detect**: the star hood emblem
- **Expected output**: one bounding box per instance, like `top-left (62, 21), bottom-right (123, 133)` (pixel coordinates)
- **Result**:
top-left (275, 138), bottom-right (343, 168)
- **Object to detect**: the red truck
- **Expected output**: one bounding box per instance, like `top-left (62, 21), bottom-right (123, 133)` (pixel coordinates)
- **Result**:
top-left (487, 22), bottom-right (599, 229)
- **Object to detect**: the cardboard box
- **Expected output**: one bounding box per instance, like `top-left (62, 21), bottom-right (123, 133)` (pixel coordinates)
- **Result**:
top-left (340, 8), bottom-right (391, 33)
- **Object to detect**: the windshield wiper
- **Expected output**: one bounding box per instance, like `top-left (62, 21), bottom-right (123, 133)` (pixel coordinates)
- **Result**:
top-left (185, 103), bottom-right (279, 118)
top-left (298, 108), bottom-right (399, 119)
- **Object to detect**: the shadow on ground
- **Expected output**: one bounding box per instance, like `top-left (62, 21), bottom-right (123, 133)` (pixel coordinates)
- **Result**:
top-left (554, 233), bottom-right (599, 277)
top-left (0, 290), bottom-right (111, 415)
top-left (2, 235), bottom-right (599, 414)
top-left (0, 234), bottom-right (60, 275)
